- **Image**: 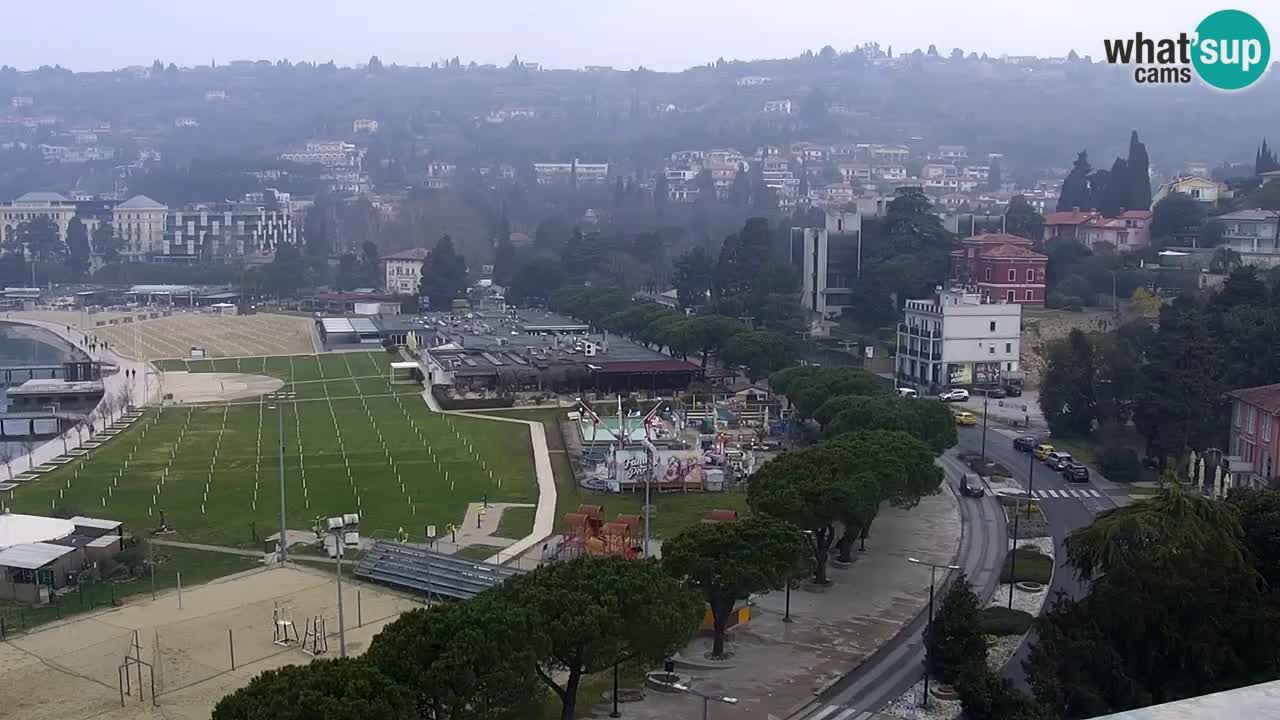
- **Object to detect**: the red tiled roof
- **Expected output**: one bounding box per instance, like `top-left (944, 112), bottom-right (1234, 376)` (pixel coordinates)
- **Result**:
top-left (592, 360), bottom-right (704, 374)
top-left (1118, 210), bottom-right (1153, 220)
top-left (980, 244), bottom-right (1048, 259)
top-left (1044, 210), bottom-right (1100, 226)
top-left (1229, 384), bottom-right (1280, 414)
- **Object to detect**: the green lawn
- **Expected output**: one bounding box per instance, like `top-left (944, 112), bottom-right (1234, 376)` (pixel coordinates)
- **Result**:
top-left (456, 544), bottom-right (507, 561)
top-left (10, 355), bottom-right (538, 549)
top-left (496, 505), bottom-right (536, 538)
top-left (1000, 548), bottom-right (1054, 584)
top-left (157, 351), bottom-right (419, 400)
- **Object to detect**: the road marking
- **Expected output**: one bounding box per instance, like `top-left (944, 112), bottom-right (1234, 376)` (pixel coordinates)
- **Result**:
top-left (1046, 489), bottom-right (1060, 497)
top-left (831, 709), bottom-right (861, 720)
top-left (798, 706), bottom-right (841, 720)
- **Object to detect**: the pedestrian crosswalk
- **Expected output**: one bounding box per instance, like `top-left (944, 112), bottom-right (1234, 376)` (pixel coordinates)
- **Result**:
top-left (790, 704), bottom-right (876, 720)
top-left (1031, 487), bottom-right (1102, 499)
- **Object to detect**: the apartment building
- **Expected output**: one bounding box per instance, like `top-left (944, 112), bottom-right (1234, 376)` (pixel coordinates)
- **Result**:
top-left (383, 248), bottom-right (432, 294)
top-left (113, 195), bottom-right (168, 258)
top-left (1226, 383), bottom-right (1280, 490)
top-left (1217, 209), bottom-right (1280, 266)
top-left (896, 286), bottom-right (1022, 392)
top-left (165, 203), bottom-right (299, 260)
top-left (533, 160), bottom-right (610, 185)
top-left (281, 140), bottom-right (361, 169)
top-left (0, 192), bottom-right (77, 248)
top-left (950, 233), bottom-right (1047, 305)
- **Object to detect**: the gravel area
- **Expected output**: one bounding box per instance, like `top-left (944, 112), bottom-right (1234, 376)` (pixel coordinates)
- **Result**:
top-left (884, 535), bottom-right (1056, 718)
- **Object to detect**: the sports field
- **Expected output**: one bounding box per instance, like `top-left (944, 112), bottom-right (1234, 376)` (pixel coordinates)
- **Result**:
top-left (90, 312), bottom-right (316, 360)
top-left (7, 351), bottom-right (539, 547)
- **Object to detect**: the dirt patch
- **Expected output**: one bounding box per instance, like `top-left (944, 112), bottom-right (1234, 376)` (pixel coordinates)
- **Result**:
top-left (159, 372), bottom-right (283, 403)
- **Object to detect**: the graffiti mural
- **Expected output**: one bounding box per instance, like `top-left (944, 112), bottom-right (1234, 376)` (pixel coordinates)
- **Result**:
top-left (611, 449), bottom-right (704, 488)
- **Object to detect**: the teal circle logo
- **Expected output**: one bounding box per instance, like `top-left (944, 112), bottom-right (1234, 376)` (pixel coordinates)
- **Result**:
top-left (1192, 9), bottom-right (1270, 90)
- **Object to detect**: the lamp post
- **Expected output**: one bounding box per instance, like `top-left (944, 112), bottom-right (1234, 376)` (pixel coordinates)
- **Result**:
top-left (671, 683), bottom-right (738, 720)
top-left (609, 661), bottom-right (621, 718)
top-left (325, 513), bottom-right (359, 657)
top-left (268, 399), bottom-right (288, 562)
top-left (908, 556), bottom-right (961, 707)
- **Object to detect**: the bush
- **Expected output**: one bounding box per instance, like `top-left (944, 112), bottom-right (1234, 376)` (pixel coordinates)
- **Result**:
top-left (1098, 445), bottom-right (1141, 483)
top-left (999, 548), bottom-right (1053, 584)
top-left (925, 572), bottom-right (988, 683)
top-left (978, 606), bottom-right (1035, 636)
top-left (957, 664), bottom-right (1045, 720)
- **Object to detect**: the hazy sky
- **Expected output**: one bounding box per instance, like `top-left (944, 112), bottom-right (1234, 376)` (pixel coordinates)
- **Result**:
top-left (8, 0), bottom-right (1280, 72)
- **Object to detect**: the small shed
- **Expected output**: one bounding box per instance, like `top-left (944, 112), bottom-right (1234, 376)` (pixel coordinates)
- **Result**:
top-left (390, 361), bottom-right (421, 385)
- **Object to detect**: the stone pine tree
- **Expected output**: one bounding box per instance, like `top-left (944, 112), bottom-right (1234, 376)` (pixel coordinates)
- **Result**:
top-left (987, 156), bottom-right (1003, 192)
top-left (212, 658), bottom-right (413, 720)
top-left (925, 571), bottom-right (986, 683)
top-left (64, 217), bottom-right (91, 275)
top-left (663, 516), bottom-right (812, 658)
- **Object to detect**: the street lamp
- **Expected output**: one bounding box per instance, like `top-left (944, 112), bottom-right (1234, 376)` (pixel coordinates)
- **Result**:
top-left (1011, 451), bottom-right (1036, 608)
top-left (267, 399), bottom-right (288, 563)
top-left (324, 513), bottom-right (360, 658)
top-left (671, 683), bottom-right (738, 720)
top-left (907, 556), bottom-right (961, 707)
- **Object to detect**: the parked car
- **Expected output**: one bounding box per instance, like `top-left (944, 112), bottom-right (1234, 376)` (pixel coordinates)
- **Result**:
top-left (1013, 435), bottom-right (1038, 452)
top-left (986, 387), bottom-right (1007, 399)
top-left (897, 387), bottom-right (919, 399)
top-left (939, 389), bottom-right (970, 402)
top-left (1045, 451), bottom-right (1074, 470)
top-left (1004, 383), bottom-right (1023, 397)
top-left (960, 473), bottom-right (985, 497)
top-left (955, 411), bottom-right (978, 426)
top-left (1061, 462), bottom-right (1090, 483)
top-left (1034, 444), bottom-right (1056, 461)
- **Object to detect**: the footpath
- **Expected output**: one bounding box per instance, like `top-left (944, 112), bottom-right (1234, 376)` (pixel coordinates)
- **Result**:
top-left (607, 484), bottom-right (962, 720)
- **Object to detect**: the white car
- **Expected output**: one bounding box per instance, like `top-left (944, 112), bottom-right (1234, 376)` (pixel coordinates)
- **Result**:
top-left (939, 389), bottom-right (970, 402)
top-left (896, 387), bottom-right (919, 399)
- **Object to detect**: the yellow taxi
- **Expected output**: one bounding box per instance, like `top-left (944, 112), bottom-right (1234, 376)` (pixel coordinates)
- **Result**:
top-left (954, 411), bottom-right (978, 426)
top-left (1034, 443), bottom-right (1055, 461)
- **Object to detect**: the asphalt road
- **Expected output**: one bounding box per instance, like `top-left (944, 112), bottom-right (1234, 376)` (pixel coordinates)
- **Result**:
top-left (792, 454), bottom-right (1008, 718)
top-left (957, 423), bottom-right (1110, 687)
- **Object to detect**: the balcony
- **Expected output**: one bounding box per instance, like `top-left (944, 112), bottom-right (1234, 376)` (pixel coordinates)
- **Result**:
top-left (898, 323), bottom-right (942, 339)
top-left (901, 345), bottom-right (942, 361)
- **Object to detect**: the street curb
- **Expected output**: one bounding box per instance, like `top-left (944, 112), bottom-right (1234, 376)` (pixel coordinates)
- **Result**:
top-left (995, 535), bottom-right (1056, 673)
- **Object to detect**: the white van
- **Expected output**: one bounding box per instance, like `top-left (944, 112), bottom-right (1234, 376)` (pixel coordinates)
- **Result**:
top-left (897, 387), bottom-right (919, 399)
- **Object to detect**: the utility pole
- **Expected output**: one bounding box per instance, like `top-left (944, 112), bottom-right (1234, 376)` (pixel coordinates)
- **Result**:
top-left (277, 402), bottom-right (287, 562)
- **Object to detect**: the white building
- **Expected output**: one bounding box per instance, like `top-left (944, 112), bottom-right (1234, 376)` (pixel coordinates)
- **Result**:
top-left (737, 76), bottom-right (772, 86)
top-left (763, 99), bottom-right (793, 114)
top-left (1151, 176), bottom-right (1223, 208)
top-left (281, 140), bottom-right (361, 169)
top-left (0, 192), bottom-right (77, 250)
top-left (112, 195), bottom-right (168, 258)
top-left (383, 247), bottom-right (432, 294)
top-left (204, 90), bottom-right (227, 102)
top-left (896, 286), bottom-right (1022, 392)
top-left (174, 117), bottom-right (199, 128)
top-left (533, 160), bottom-right (609, 185)
top-left (353, 118), bottom-right (379, 134)
top-left (11, 95), bottom-right (33, 108)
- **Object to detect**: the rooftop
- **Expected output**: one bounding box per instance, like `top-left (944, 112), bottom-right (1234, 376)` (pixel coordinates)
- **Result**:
top-left (1229, 383), bottom-right (1280, 413)
top-left (0, 541), bottom-right (77, 570)
top-left (8, 378), bottom-right (104, 395)
top-left (383, 247), bottom-right (432, 261)
top-left (1044, 210), bottom-right (1101, 225)
top-left (0, 513), bottom-right (74, 549)
top-left (1217, 209), bottom-right (1280, 222)
top-left (979, 244), bottom-right (1048, 259)
top-left (116, 194), bottom-right (166, 210)
top-left (13, 191), bottom-right (70, 204)
top-left (963, 233), bottom-right (1036, 246)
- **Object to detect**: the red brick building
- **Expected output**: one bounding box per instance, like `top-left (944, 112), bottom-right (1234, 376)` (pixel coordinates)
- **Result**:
top-left (1227, 383), bottom-right (1280, 490)
top-left (949, 233), bottom-right (1048, 305)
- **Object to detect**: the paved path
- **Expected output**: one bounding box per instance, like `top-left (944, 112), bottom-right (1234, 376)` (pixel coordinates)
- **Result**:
top-left (150, 538), bottom-right (263, 558)
top-left (1, 318), bottom-right (154, 477)
top-left (606, 467), bottom-right (964, 720)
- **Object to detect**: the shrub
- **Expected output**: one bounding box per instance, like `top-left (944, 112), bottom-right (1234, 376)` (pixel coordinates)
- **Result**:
top-left (999, 549), bottom-right (1053, 584)
top-left (978, 606), bottom-right (1035, 636)
top-left (1098, 445), bottom-right (1141, 483)
top-left (957, 664), bottom-right (1046, 720)
top-left (925, 572), bottom-right (988, 683)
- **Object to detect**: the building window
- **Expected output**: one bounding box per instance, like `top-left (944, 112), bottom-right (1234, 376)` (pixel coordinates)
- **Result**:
top-left (1025, 290), bottom-right (1034, 301)
top-left (1264, 413), bottom-right (1274, 441)
top-left (989, 346), bottom-right (995, 354)
top-left (1005, 342), bottom-right (1012, 353)
top-left (1008, 269), bottom-right (1016, 282)
top-left (984, 267), bottom-right (991, 281)
top-left (1026, 268), bottom-right (1035, 282)
top-left (1237, 402), bottom-right (1244, 427)
top-left (1006, 290), bottom-right (1015, 302)
top-left (1249, 406), bottom-right (1257, 434)
top-left (989, 321), bottom-right (996, 332)
top-left (1006, 362), bottom-right (1013, 372)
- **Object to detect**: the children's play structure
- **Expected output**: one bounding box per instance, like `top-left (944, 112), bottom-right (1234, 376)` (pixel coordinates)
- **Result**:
top-left (556, 504), bottom-right (642, 560)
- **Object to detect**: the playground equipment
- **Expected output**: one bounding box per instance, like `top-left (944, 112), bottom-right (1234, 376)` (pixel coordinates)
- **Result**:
top-left (556, 505), bottom-right (642, 560)
top-left (272, 606), bottom-right (298, 646)
top-left (301, 615), bottom-right (329, 656)
top-left (117, 630), bottom-right (157, 708)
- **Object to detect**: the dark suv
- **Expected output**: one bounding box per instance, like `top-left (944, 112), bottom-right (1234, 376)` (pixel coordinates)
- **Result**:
top-left (1013, 435), bottom-right (1038, 452)
top-left (1061, 462), bottom-right (1090, 483)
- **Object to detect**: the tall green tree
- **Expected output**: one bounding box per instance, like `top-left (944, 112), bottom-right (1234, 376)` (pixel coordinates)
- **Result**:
top-left (507, 257), bottom-right (566, 306)
top-left (1005, 195), bottom-right (1043, 240)
top-left (1057, 151), bottom-right (1093, 211)
top-left (1150, 193), bottom-right (1204, 243)
top-left (501, 557), bottom-right (702, 720)
top-left (987, 156), bottom-right (1003, 191)
top-left (212, 658), bottom-right (413, 720)
top-left (418, 234), bottom-right (468, 310)
top-left (827, 429), bottom-right (942, 560)
top-left (493, 234), bottom-right (517, 287)
top-left (365, 596), bottom-right (541, 720)
top-left (720, 329), bottom-right (797, 382)
top-left (1039, 329), bottom-right (1099, 437)
top-left (663, 516), bottom-right (811, 658)
top-left (672, 246), bottom-right (713, 309)
top-left (64, 217), bottom-right (91, 275)
top-left (93, 221), bottom-right (120, 264)
top-left (1126, 131), bottom-right (1152, 211)
top-left (770, 366), bottom-right (889, 419)
top-left (1098, 157), bottom-right (1129, 217)
top-left (334, 252), bottom-right (361, 290)
top-left (821, 395), bottom-right (958, 454)
top-left (1026, 486), bottom-right (1280, 719)
top-left (17, 216), bottom-right (61, 263)
top-left (925, 572), bottom-right (986, 682)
